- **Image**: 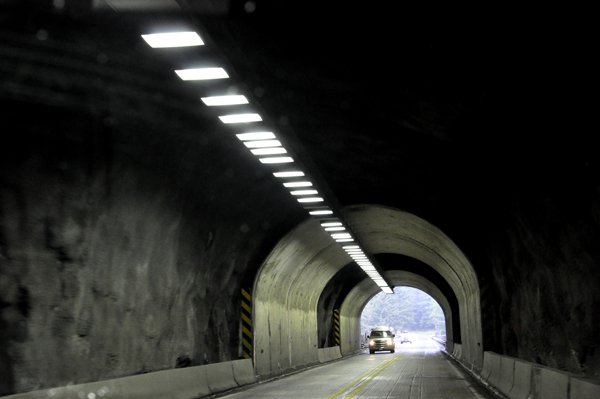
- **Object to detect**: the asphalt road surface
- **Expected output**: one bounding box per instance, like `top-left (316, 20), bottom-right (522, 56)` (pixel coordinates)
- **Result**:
top-left (218, 338), bottom-right (498, 398)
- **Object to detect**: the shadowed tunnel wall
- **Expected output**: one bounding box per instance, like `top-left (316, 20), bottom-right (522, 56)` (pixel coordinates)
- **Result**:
top-left (252, 204), bottom-right (481, 378)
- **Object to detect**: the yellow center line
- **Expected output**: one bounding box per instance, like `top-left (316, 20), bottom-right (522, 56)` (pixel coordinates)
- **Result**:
top-left (346, 353), bottom-right (403, 398)
top-left (327, 352), bottom-right (404, 399)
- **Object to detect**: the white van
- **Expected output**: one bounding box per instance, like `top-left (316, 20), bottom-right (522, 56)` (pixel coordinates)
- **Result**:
top-left (368, 326), bottom-right (395, 354)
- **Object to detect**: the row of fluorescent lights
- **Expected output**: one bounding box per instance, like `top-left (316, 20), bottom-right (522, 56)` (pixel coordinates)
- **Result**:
top-left (141, 31), bottom-right (392, 294)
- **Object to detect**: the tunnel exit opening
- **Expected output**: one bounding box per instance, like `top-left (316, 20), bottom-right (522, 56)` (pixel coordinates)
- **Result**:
top-left (360, 286), bottom-right (446, 342)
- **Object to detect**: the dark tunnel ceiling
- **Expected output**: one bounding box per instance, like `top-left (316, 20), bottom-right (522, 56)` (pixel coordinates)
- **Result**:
top-left (3, 2), bottom-right (596, 265)
top-left (197, 3), bottom-right (596, 259)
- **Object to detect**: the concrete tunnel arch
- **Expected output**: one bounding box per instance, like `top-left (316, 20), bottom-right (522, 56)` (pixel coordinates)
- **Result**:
top-left (252, 204), bottom-right (482, 379)
top-left (340, 270), bottom-right (454, 354)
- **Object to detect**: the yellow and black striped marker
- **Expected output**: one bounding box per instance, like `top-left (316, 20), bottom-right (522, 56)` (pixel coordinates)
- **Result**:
top-left (333, 309), bottom-right (340, 346)
top-left (241, 288), bottom-right (252, 359)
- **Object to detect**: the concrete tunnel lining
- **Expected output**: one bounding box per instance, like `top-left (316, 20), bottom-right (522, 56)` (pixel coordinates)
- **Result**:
top-left (344, 205), bottom-right (482, 369)
top-left (339, 270), bottom-right (454, 355)
top-left (253, 204), bottom-right (482, 378)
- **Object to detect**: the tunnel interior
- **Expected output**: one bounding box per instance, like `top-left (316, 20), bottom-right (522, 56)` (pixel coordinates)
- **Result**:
top-left (1, 1), bottom-right (599, 396)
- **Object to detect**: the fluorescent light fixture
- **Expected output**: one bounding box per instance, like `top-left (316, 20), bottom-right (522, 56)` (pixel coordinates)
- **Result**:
top-left (336, 239), bottom-right (354, 242)
top-left (291, 190), bottom-right (318, 195)
top-left (251, 148), bottom-right (287, 155)
top-left (321, 222), bottom-right (341, 227)
top-left (375, 280), bottom-right (388, 287)
top-left (260, 157), bottom-right (294, 164)
top-left (361, 265), bottom-right (376, 271)
top-left (219, 113), bottom-right (262, 123)
top-left (310, 210), bottom-right (333, 215)
top-left (237, 132), bottom-right (276, 141)
top-left (284, 182), bottom-right (313, 187)
top-left (297, 197), bottom-right (324, 203)
top-left (381, 287), bottom-right (394, 294)
top-left (244, 140), bottom-right (282, 148)
top-left (274, 171), bottom-right (303, 177)
top-left (324, 227), bottom-right (345, 231)
top-left (175, 68), bottom-right (228, 80)
top-left (142, 32), bottom-right (204, 48)
top-left (343, 245), bottom-right (360, 249)
top-left (201, 95), bottom-right (248, 106)
top-left (331, 233), bottom-right (351, 239)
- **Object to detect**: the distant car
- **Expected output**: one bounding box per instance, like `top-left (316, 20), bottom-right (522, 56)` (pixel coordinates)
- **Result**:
top-left (400, 331), bottom-right (412, 344)
top-left (368, 326), bottom-right (395, 354)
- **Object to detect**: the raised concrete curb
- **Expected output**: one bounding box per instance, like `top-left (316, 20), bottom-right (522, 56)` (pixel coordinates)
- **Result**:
top-left (205, 361), bottom-right (239, 393)
top-left (318, 348), bottom-right (327, 363)
top-left (497, 356), bottom-right (515, 395)
top-left (485, 352), bottom-right (502, 388)
top-left (318, 346), bottom-right (341, 364)
top-left (1, 359), bottom-right (256, 399)
top-left (570, 377), bottom-right (600, 398)
top-left (473, 351), bottom-right (600, 399)
top-left (481, 351), bottom-right (493, 381)
top-left (453, 343), bottom-right (462, 360)
top-left (536, 367), bottom-right (570, 399)
top-left (509, 358), bottom-right (534, 399)
top-left (232, 359), bottom-right (256, 387)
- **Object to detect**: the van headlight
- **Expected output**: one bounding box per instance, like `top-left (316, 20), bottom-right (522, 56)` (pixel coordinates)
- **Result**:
top-left (369, 340), bottom-right (375, 346)
top-left (387, 339), bottom-right (393, 345)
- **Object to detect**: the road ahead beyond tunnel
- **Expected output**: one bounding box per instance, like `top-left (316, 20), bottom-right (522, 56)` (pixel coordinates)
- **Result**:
top-left (219, 339), bottom-right (498, 398)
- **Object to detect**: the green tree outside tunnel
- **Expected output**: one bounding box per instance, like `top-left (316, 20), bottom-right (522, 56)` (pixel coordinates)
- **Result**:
top-left (361, 287), bottom-right (445, 335)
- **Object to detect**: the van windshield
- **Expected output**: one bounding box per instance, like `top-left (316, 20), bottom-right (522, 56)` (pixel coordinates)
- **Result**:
top-left (370, 331), bottom-right (393, 338)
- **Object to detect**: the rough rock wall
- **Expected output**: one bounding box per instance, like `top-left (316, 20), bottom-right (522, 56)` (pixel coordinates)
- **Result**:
top-left (316, 264), bottom-right (365, 348)
top-left (487, 194), bottom-right (600, 378)
top-left (0, 69), bottom-right (304, 395)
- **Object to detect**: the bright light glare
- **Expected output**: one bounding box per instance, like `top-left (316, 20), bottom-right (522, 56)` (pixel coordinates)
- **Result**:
top-left (291, 190), bottom-right (318, 195)
top-left (374, 280), bottom-right (388, 287)
top-left (336, 239), bottom-right (354, 242)
top-left (309, 210), bottom-right (333, 215)
top-left (251, 148), bottom-right (287, 155)
top-left (237, 132), bottom-right (276, 141)
top-left (142, 32), bottom-right (204, 48)
top-left (382, 287), bottom-right (394, 294)
top-left (244, 140), bottom-right (281, 148)
top-left (284, 182), bottom-right (313, 187)
top-left (260, 157), bottom-right (294, 164)
top-left (175, 68), bottom-right (228, 80)
top-left (321, 222), bottom-right (341, 227)
top-left (219, 114), bottom-right (262, 123)
top-left (297, 197), bottom-right (324, 203)
top-left (274, 171), bottom-right (304, 177)
top-left (201, 95), bottom-right (248, 106)
top-left (324, 227), bottom-right (345, 231)
top-left (343, 245), bottom-right (360, 249)
top-left (331, 233), bottom-right (351, 238)
top-left (361, 265), bottom-right (376, 270)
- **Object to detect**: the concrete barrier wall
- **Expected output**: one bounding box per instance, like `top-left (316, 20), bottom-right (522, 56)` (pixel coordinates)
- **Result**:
top-left (472, 351), bottom-right (600, 399)
top-left (1, 359), bottom-right (255, 399)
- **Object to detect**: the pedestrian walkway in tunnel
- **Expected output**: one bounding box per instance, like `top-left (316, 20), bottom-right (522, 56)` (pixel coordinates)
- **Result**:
top-left (216, 339), bottom-right (497, 399)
